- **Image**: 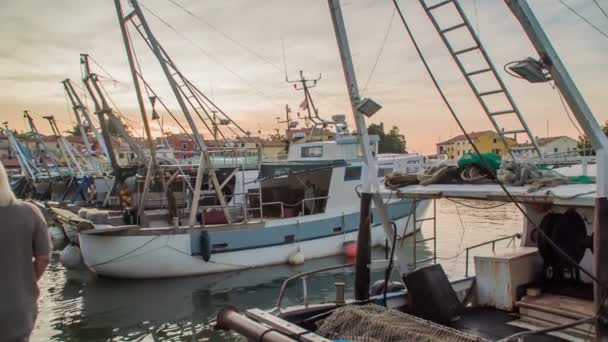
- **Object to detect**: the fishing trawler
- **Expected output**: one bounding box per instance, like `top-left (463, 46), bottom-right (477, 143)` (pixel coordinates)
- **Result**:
top-left (46, 0), bottom-right (431, 279)
top-left (214, 0), bottom-right (608, 341)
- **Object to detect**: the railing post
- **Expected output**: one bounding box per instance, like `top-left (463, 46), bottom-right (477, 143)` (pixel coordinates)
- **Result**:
top-left (413, 197), bottom-right (417, 270)
top-left (465, 248), bottom-right (470, 277)
top-left (433, 198), bottom-right (437, 264)
top-left (302, 276), bottom-right (308, 308)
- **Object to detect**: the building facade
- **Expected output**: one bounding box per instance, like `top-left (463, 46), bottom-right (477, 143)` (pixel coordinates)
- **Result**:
top-left (436, 130), bottom-right (516, 160)
top-left (513, 136), bottom-right (578, 158)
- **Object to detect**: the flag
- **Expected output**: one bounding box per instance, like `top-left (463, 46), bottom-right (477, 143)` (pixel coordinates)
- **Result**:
top-left (299, 98), bottom-right (308, 110)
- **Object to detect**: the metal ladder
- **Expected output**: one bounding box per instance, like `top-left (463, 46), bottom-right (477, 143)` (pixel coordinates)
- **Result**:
top-left (412, 198), bottom-right (437, 270)
top-left (419, 0), bottom-right (542, 159)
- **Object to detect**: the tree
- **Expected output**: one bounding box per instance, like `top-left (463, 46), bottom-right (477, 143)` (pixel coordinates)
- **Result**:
top-left (576, 121), bottom-right (608, 156)
top-left (367, 122), bottom-right (407, 154)
top-left (67, 123), bottom-right (92, 137)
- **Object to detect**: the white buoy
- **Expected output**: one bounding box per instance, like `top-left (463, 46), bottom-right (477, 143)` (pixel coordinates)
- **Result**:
top-left (288, 250), bottom-right (305, 265)
top-left (60, 244), bottom-right (85, 269)
top-left (49, 226), bottom-right (66, 250)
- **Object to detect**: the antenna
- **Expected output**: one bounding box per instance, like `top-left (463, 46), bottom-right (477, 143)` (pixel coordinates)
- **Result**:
top-left (282, 35), bottom-right (288, 81)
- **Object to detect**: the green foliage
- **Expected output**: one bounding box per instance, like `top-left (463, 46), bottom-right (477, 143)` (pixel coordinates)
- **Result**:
top-left (367, 122), bottom-right (407, 154)
top-left (576, 121), bottom-right (608, 156)
top-left (270, 133), bottom-right (286, 142)
top-left (67, 124), bottom-right (92, 137)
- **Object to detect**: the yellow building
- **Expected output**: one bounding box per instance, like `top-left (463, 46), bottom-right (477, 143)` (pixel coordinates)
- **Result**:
top-left (436, 130), bottom-right (516, 160)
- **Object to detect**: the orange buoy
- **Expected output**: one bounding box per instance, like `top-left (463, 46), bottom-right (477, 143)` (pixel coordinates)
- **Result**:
top-left (344, 241), bottom-right (357, 259)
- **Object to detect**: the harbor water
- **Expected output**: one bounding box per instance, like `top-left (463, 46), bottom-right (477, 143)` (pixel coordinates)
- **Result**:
top-left (32, 199), bottom-right (522, 341)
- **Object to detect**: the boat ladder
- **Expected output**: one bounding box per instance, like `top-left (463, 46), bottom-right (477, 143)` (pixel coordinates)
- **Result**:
top-left (419, 0), bottom-right (542, 159)
top-left (411, 198), bottom-right (437, 270)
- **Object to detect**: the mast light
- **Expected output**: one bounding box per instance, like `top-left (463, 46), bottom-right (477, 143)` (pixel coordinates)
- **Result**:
top-left (356, 98), bottom-right (382, 118)
top-left (508, 57), bottom-right (550, 83)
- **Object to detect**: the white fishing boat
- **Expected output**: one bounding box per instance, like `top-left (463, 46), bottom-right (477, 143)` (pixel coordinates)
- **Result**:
top-left (74, 129), bottom-right (428, 278)
top-left (47, 0), bottom-right (434, 279)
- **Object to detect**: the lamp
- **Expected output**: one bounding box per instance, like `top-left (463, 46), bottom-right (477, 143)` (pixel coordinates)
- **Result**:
top-left (507, 57), bottom-right (550, 83)
top-left (356, 98), bottom-right (382, 117)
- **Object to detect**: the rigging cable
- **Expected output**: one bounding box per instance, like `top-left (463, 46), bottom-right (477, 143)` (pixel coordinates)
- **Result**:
top-left (550, 82), bottom-right (585, 138)
top-left (361, 8), bottom-right (396, 95)
top-left (165, 0), bottom-right (283, 72)
top-left (392, 0), bottom-right (608, 292)
top-left (557, 0), bottom-right (608, 39)
top-left (137, 1), bottom-right (282, 108)
top-left (592, 0), bottom-right (608, 21)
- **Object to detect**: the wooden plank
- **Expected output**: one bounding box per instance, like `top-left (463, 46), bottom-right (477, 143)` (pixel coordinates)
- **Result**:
top-left (519, 307), bottom-right (595, 335)
top-left (518, 294), bottom-right (594, 318)
top-left (508, 319), bottom-right (590, 342)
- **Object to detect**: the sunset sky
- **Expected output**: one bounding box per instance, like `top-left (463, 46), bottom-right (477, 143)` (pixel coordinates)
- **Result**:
top-left (0, 0), bottom-right (607, 154)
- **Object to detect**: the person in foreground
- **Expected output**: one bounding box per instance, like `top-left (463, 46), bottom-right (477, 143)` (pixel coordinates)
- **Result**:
top-left (0, 163), bottom-right (51, 342)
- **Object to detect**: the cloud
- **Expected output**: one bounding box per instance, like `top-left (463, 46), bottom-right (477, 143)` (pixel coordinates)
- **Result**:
top-left (0, 0), bottom-right (606, 153)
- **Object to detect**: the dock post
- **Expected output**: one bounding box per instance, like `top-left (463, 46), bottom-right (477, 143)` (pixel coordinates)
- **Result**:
top-left (594, 197), bottom-right (608, 339)
top-left (355, 192), bottom-right (372, 301)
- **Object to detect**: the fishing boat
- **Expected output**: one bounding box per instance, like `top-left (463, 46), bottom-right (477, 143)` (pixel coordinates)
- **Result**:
top-left (214, 0), bottom-right (608, 341)
top-left (73, 123), bottom-right (427, 278)
top-left (48, 0), bottom-right (432, 279)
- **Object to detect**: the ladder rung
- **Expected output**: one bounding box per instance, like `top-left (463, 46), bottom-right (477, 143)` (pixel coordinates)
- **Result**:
top-left (426, 0), bottom-right (453, 11)
top-left (415, 237), bottom-right (436, 244)
top-left (465, 68), bottom-right (492, 77)
top-left (500, 129), bottom-right (526, 135)
top-left (478, 89), bottom-right (504, 97)
top-left (415, 217), bottom-right (435, 223)
top-left (440, 23), bottom-right (466, 34)
top-left (453, 46), bottom-right (478, 55)
top-left (490, 110), bottom-right (516, 116)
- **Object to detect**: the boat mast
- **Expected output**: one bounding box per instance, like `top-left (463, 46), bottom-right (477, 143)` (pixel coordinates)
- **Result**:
top-left (43, 115), bottom-right (84, 177)
top-left (505, 0), bottom-right (608, 336)
top-left (62, 78), bottom-right (108, 172)
top-left (2, 124), bottom-right (38, 181)
top-left (23, 110), bottom-right (58, 176)
top-left (114, 0), bottom-right (232, 224)
top-left (328, 0), bottom-right (398, 301)
top-left (81, 73), bottom-right (123, 180)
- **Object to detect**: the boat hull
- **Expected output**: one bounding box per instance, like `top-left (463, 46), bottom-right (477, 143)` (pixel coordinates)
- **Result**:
top-left (79, 200), bottom-right (429, 279)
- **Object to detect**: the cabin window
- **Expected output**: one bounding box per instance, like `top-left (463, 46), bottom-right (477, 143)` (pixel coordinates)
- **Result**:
top-left (301, 146), bottom-right (323, 158)
top-left (344, 166), bottom-right (362, 181)
top-left (119, 153), bottom-right (125, 159)
top-left (554, 147), bottom-right (558, 153)
top-left (182, 143), bottom-right (188, 150)
top-left (378, 168), bottom-right (393, 177)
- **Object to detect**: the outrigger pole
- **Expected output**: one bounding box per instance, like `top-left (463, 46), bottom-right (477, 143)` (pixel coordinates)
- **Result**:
top-left (62, 78), bottom-right (108, 173)
top-left (328, 0), bottom-right (399, 301)
top-left (114, 0), bottom-right (232, 225)
top-left (505, 0), bottom-right (608, 337)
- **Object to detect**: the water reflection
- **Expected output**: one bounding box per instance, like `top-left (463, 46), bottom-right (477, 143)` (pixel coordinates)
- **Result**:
top-left (33, 199), bottom-right (523, 341)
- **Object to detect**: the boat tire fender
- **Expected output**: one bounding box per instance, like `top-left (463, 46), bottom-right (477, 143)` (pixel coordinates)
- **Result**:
top-left (200, 231), bottom-right (211, 262)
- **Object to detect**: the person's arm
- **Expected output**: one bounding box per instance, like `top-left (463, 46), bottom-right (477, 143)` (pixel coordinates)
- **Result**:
top-left (34, 254), bottom-right (50, 280)
top-left (27, 202), bottom-right (52, 281)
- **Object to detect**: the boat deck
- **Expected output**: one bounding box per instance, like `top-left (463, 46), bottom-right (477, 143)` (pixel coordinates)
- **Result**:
top-left (451, 307), bottom-right (563, 341)
top-left (376, 183), bottom-right (596, 207)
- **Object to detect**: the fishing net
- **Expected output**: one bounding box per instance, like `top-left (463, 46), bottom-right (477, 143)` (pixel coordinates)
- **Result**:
top-left (458, 153), bottom-right (502, 173)
top-left (316, 304), bottom-right (485, 342)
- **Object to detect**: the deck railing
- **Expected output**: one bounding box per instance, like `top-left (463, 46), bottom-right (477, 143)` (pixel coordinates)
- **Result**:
top-left (273, 263), bottom-right (354, 313)
top-left (464, 233), bottom-right (521, 277)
